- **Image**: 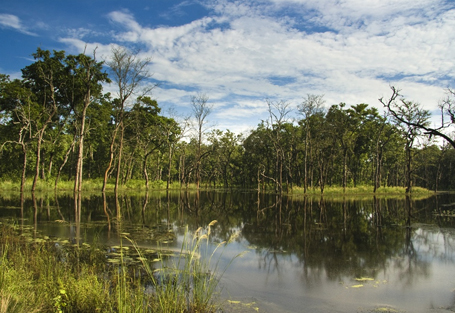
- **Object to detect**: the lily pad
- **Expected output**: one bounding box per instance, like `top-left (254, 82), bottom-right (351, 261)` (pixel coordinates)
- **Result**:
top-left (351, 284), bottom-right (364, 288)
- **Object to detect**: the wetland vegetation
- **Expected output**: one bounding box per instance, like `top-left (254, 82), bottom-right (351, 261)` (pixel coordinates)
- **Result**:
top-left (0, 217), bottom-right (237, 313)
top-left (2, 46), bottom-right (455, 313)
top-left (2, 48), bottom-right (455, 195)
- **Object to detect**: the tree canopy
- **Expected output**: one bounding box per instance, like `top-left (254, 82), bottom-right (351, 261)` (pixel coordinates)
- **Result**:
top-left (1, 48), bottom-right (454, 193)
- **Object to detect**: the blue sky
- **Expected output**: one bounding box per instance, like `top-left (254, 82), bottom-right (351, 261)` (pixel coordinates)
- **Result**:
top-left (1, 0), bottom-right (455, 134)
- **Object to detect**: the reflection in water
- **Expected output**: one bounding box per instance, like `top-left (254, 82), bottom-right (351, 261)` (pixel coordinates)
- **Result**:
top-left (1, 191), bottom-right (455, 312)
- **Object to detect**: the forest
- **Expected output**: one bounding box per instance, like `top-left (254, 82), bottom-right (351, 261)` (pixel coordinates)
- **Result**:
top-left (1, 47), bottom-right (455, 194)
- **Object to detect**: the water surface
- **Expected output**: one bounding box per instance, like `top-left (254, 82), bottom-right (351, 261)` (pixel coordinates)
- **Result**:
top-left (1, 191), bottom-right (454, 312)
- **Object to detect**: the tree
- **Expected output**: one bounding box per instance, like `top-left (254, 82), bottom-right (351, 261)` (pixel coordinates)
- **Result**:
top-left (21, 48), bottom-right (66, 191)
top-left (380, 87), bottom-right (431, 192)
top-left (125, 96), bottom-right (163, 188)
top-left (297, 94), bottom-right (325, 193)
top-left (103, 46), bottom-right (153, 193)
top-left (381, 86), bottom-right (455, 148)
top-left (326, 103), bottom-right (355, 192)
top-left (0, 75), bottom-right (35, 192)
top-left (264, 99), bottom-right (292, 194)
top-left (66, 49), bottom-right (110, 192)
top-left (160, 109), bottom-right (184, 190)
top-left (191, 93), bottom-right (213, 189)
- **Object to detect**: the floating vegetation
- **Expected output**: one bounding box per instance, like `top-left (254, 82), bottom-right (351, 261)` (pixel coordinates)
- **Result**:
top-left (355, 277), bottom-right (375, 282)
top-left (344, 277), bottom-right (388, 290)
top-left (226, 299), bottom-right (260, 312)
top-left (351, 284), bottom-right (364, 288)
top-left (367, 305), bottom-right (403, 313)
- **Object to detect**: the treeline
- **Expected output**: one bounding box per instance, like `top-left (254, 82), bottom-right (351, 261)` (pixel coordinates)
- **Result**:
top-left (1, 48), bottom-right (454, 193)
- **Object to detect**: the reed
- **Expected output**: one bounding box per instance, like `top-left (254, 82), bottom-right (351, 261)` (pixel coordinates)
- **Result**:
top-left (130, 220), bottom-right (244, 313)
top-left (0, 221), bottom-right (242, 313)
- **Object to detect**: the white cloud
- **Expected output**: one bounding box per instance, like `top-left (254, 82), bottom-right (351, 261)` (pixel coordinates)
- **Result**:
top-left (0, 13), bottom-right (36, 36)
top-left (57, 1), bottom-right (455, 133)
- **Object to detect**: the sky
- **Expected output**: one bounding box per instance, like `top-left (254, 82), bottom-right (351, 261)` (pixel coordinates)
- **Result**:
top-left (1, 0), bottom-right (455, 135)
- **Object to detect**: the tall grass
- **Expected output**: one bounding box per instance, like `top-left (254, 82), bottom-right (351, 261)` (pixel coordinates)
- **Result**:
top-left (0, 221), bottom-right (242, 313)
top-left (291, 185), bottom-right (434, 196)
top-left (131, 220), bottom-right (244, 313)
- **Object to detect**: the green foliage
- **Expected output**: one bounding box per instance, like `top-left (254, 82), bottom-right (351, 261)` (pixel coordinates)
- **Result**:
top-left (1, 47), bottom-right (455, 192)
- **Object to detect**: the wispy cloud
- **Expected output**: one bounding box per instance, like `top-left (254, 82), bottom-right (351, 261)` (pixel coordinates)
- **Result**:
top-left (59, 0), bottom-right (455, 132)
top-left (0, 14), bottom-right (37, 36)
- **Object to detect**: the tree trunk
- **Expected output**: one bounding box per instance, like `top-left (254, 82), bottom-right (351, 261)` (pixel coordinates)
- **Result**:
top-left (20, 142), bottom-right (27, 194)
top-left (55, 135), bottom-right (76, 189)
top-left (115, 122), bottom-right (124, 193)
top-left (32, 128), bottom-right (45, 192)
top-left (167, 144), bottom-right (173, 190)
top-left (343, 149), bottom-right (347, 193)
top-left (406, 144), bottom-right (412, 193)
top-left (74, 102), bottom-right (88, 193)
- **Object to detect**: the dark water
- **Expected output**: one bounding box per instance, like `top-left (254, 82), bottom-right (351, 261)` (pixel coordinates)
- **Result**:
top-left (1, 191), bottom-right (455, 313)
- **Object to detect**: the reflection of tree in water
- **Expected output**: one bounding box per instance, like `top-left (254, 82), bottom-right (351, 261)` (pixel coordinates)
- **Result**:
top-left (240, 194), bottom-right (453, 288)
top-left (1, 191), bottom-right (455, 291)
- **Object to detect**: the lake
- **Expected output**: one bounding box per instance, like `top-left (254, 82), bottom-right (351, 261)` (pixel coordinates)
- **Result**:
top-left (1, 190), bottom-right (455, 313)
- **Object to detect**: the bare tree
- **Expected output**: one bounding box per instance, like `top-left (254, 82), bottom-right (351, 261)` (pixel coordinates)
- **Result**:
top-left (102, 46), bottom-right (154, 193)
top-left (381, 86), bottom-right (455, 148)
top-left (191, 93), bottom-right (213, 189)
top-left (264, 99), bottom-right (292, 194)
top-left (297, 94), bottom-right (325, 193)
top-left (379, 86), bottom-right (431, 192)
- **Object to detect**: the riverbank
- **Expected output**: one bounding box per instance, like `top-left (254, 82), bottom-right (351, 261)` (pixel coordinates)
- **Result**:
top-left (0, 178), bottom-right (438, 197)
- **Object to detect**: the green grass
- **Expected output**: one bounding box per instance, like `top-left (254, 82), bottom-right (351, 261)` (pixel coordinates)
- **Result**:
top-left (290, 185), bottom-right (435, 196)
top-left (0, 221), bottom-right (241, 313)
top-left (0, 177), bottom-right (439, 198)
top-left (0, 178), bottom-right (188, 193)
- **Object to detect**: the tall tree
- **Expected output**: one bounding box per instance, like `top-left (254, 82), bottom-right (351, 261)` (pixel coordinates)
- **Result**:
top-left (125, 96), bottom-right (163, 188)
top-left (103, 46), bottom-right (153, 193)
top-left (0, 75), bottom-right (36, 192)
top-left (22, 49), bottom-right (66, 191)
top-left (191, 93), bottom-right (212, 189)
top-left (326, 103), bottom-right (355, 192)
top-left (264, 100), bottom-right (292, 194)
top-left (297, 94), bottom-right (325, 193)
top-left (380, 87), bottom-right (430, 192)
top-left (66, 49), bottom-right (110, 192)
top-left (160, 110), bottom-right (184, 190)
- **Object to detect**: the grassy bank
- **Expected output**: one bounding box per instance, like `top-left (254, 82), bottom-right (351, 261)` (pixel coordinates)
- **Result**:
top-left (0, 178), bottom-right (438, 196)
top-left (0, 221), bottom-right (235, 313)
top-left (0, 178), bottom-right (174, 193)
top-left (290, 185), bottom-right (435, 196)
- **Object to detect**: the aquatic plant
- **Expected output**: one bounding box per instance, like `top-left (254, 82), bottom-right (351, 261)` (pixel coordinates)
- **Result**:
top-left (130, 220), bottom-right (245, 313)
top-left (0, 220), bottom-right (243, 313)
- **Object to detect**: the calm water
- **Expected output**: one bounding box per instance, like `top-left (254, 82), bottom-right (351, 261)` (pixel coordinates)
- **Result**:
top-left (1, 191), bottom-right (455, 313)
